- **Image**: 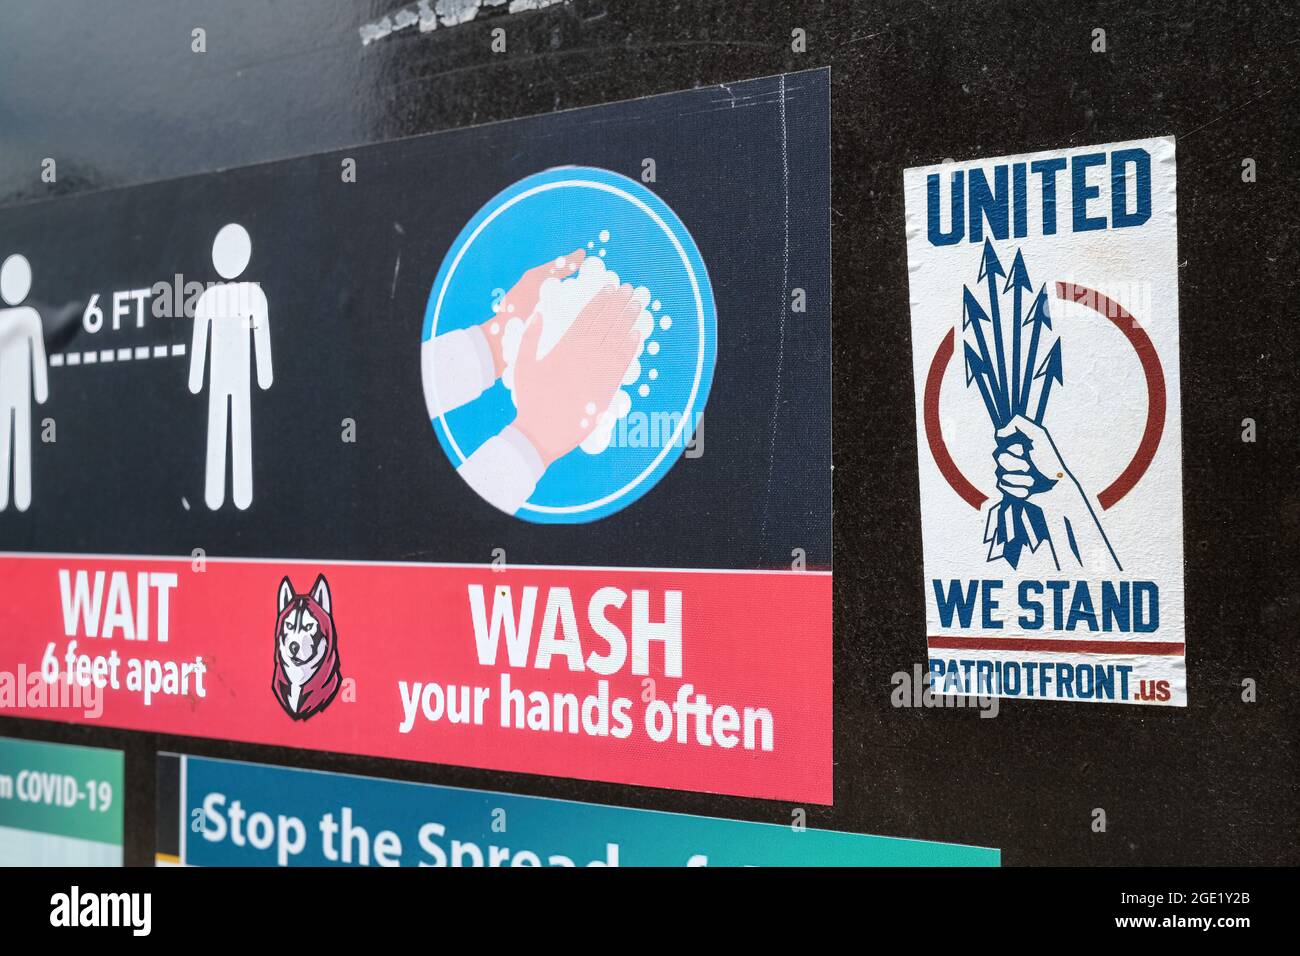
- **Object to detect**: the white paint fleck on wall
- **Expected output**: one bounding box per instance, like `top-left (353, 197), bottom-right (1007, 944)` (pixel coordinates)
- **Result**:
top-left (437, 0), bottom-right (483, 27)
top-left (360, 0), bottom-right (563, 45)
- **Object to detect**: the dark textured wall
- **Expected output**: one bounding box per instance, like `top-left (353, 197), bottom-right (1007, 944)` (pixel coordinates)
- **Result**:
top-left (1, 0), bottom-right (1296, 866)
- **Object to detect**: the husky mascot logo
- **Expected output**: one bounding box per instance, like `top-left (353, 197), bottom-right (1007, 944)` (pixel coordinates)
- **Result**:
top-left (272, 574), bottom-right (342, 720)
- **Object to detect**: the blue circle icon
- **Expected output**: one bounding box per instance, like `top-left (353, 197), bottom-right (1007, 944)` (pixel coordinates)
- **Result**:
top-left (421, 167), bottom-right (716, 523)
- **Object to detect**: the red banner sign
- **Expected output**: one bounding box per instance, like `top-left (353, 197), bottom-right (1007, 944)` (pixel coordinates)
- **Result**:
top-left (0, 554), bottom-right (832, 803)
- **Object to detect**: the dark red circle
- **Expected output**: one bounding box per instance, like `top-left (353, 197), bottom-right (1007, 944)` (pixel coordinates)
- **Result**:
top-left (924, 282), bottom-right (1166, 511)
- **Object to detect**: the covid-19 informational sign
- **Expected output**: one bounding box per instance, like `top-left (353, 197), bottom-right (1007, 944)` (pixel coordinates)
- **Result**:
top-left (0, 70), bottom-right (832, 800)
top-left (0, 737), bottom-right (123, 866)
top-left (904, 137), bottom-right (1186, 706)
top-left (157, 754), bottom-right (998, 867)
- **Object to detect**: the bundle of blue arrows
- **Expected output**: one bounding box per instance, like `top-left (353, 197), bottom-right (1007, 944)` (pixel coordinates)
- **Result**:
top-left (962, 240), bottom-right (1062, 568)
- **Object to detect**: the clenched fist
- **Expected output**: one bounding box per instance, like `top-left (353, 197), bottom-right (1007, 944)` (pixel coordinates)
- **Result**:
top-left (993, 415), bottom-right (1066, 501)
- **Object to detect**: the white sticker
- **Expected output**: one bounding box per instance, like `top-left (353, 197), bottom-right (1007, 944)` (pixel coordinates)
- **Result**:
top-left (904, 136), bottom-right (1185, 706)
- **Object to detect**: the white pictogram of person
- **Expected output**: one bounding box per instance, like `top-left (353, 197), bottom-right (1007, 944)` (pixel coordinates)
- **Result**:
top-left (423, 248), bottom-right (645, 516)
top-left (188, 223), bottom-right (272, 511)
top-left (0, 254), bottom-right (48, 513)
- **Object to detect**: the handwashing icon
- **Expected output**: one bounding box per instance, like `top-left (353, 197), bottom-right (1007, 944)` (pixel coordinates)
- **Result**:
top-left (423, 248), bottom-right (649, 515)
top-left (501, 254), bottom-right (655, 456)
top-left (421, 166), bottom-right (716, 524)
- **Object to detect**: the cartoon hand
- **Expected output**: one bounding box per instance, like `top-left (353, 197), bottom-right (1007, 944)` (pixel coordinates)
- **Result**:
top-left (993, 415), bottom-right (1066, 501)
top-left (994, 415), bottom-right (1120, 570)
top-left (512, 283), bottom-right (642, 467)
top-left (478, 249), bottom-right (586, 377)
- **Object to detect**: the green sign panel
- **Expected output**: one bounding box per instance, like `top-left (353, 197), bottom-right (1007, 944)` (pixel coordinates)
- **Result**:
top-left (0, 737), bottom-right (123, 865)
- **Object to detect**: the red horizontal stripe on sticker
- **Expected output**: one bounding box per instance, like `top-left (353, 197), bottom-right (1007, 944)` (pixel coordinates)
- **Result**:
top-left (928, 636), bottom-right (1185, 656)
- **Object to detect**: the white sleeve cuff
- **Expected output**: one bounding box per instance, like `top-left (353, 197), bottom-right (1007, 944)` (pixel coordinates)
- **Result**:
top-left (456, 425), bottom-right (546, 516)
top-left (422, 325), bottom-right (496, 418)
